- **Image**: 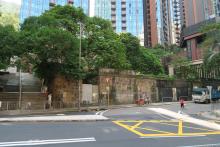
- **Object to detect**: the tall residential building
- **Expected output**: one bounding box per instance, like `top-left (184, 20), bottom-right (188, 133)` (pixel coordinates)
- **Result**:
top-left (143, 0), bottom-right (175, 47)
top-left (20, 0), bottom-right (144, 44)
top-left (183, 0), bottom-right (215, 27)
top-left (171, 0), bottom-right (183, 45)
top-left (93, 0), bottom-right (111, 19)
top-left (110, 0), bottom-right (144, 37)
top-left (20, 0), bottom-right (89, 23)
top-left (161, 0), bottom-right (172, 45)
top-left (143, 0), bottom-right (158, 47)
top-left (213, 0), bottom-right (220, 17)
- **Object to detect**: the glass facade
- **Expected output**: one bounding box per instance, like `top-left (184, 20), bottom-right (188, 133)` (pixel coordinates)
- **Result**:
top-left (19, 0), bottom-right (143, 37)
top-left (92, 0), bottom-right (143, 37)
top-left (94, 0), bottom-right (111, 20)
top-left (126, 0), bottom-right (143, 36)
top-left (73, 0), bottom-right (89, 15)
top-left (20, 0), bottom-right (50, 23)
top-left (156, 0), bottom-right (162, 44)
top-left (115, 0), bottom-right (122, 33)
top-left (20, 0), bottom-right (89, 23)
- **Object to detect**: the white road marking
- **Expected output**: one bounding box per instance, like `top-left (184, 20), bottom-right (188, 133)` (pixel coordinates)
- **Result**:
top-left (95, 111), bottom-right (101, 115)
top-left (178, 143), bottom-right (220, 147)
top-left (148, 108), bottom-right (220, 131)
top-left (0, 137), bottom-right (96, 147)
top-left (147, 108), bottom-right (172, 120)
top-left (56, 114), bottom-right (65, 116)
top-left (140, 135), bottom-right (206, 139)
top-left (96, 110), bottom-right (108, 116)
top-left (100, 110), bottom-right (108, 116)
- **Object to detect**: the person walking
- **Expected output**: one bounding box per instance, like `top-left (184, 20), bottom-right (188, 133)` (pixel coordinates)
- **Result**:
top-left (48, 93), bottom-right (52, 109)
top-left (180, 98), bottom-right (184, 109)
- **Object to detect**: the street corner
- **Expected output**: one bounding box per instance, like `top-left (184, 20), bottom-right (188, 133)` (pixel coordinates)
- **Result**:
top-left (113, 119), bottom-right (220, 138)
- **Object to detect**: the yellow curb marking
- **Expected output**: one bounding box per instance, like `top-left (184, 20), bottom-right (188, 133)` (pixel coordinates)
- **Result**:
top-left (113, 120), bottom-right (220, 137)
top-left (154, 122), bottom-right (214, 132)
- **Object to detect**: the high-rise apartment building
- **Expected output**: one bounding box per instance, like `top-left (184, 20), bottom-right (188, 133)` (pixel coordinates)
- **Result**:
top-left (92, 0), bottom-right (111, 19)
top-left (143, 0), bottom-right (158, 47)
top-left (171, 0), bottom-right (183, 45)
top-left (20, 0), bottom-right (89, 23)
top-left (110, 0), bottom-right (144, 36)
top-left (161, 0), bottom-right (172, 45)
top-left (213, 0), bottom-right (220, 17)
top-left (19, 0), bottom-right (144, 44)
top-left (183, 0), bottom-right (215, 27)
top-left (143, 0), bottom-right (174, 47)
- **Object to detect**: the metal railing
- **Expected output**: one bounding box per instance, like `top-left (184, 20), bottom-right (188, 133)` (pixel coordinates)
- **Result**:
top-left (0, 101), bottom-right (19, 111)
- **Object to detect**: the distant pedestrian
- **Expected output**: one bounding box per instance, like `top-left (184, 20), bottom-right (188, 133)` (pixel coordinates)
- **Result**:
top-left (48, 93), bottom-right (52, 109)
top-left (180, 98), bottom-right (184, 109)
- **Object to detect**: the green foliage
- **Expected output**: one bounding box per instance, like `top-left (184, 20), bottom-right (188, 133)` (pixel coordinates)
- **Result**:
top-left (200, 23), bottom-right (220, 70)
top-left (119, 33), bottom-right (163, 75)
top-left (21, 27), bottom-right (80, 81)
top-left (0, 5), bottom-right (166, 85)
top-left (0, 25), bottom-right (19, 69)
top-left (20, 5), bottom-right (131, 83)
top-left (0, 2), bottom-right (20, 30)
top-left (83, 17), bottom-right (130, 78)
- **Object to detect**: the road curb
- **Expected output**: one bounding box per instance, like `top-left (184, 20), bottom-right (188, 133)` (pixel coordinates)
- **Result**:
top-left (0, 115), bottom-right (110, 123)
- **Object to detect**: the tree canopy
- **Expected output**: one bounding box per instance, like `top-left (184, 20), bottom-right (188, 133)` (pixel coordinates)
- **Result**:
top-left (0, 25), bottom-right (19, 69)
top-left (1, 5), bottom-right (164, 85)
top-left (200, 23), bottom-right (220, 69)
top-left (119, 33), bottom-right (163, 75)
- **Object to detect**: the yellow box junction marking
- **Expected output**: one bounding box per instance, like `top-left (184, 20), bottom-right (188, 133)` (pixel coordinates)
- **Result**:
top-left (113, 120), bottom-right (220, 137)
top-left (178, 120), bottom-right (183, 135)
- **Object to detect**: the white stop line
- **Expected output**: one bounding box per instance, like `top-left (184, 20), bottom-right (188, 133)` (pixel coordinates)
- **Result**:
top-left (0, 137), bottom-right (96, 147)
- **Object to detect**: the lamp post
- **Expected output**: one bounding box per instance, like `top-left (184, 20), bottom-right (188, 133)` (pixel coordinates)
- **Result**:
top-left (19, 68), bottom-right (22, 109)
top-left (78, 0), bottom-right (83, 111)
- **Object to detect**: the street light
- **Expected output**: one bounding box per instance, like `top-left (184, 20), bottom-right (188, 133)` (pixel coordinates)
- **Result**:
top-left (78, 0), bottom-right (83, 111)
top-left (19, 68), bottom-right (22, 109)
top-left (78, 22), bottom-right (82, 111)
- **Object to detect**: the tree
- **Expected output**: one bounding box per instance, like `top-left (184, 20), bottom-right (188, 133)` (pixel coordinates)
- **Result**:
top-left (119, 33), bottom-right (163, 75)
top-left (0, 25), bottom-right (18, 69)
top-left (200, 23), bottom-right (220, 77)
top-left (20, 27), bottom-right (80, 84)
top-left (82, 17), bottom-right (130, 80)
top-left (20, 5), bottom-right (130, 84)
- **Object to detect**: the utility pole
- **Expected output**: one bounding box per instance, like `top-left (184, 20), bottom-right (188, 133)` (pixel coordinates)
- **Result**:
top-left (78, 0), bottom-right (82, 111)
top-left (19, 68), bottom-right (22, 109)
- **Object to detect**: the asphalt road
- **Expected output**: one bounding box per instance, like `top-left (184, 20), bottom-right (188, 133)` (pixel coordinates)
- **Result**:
top-left (1, 102), bottom-right (220, 147)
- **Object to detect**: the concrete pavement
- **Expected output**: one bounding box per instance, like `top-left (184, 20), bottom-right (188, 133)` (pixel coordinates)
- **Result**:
top-left (0, 102), bottom-right (179, 116)
top-left (0, 101), bottom-right (195, 123)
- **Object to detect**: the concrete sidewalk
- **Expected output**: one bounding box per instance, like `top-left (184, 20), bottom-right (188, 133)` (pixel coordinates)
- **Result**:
top-left (0, 115), bottom-right (109, 122)
top-left (0, 102), bottom-right (172, 116)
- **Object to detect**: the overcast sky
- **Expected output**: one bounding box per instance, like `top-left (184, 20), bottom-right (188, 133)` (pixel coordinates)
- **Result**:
top-left (0, 0), bottom-right (21, 5)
